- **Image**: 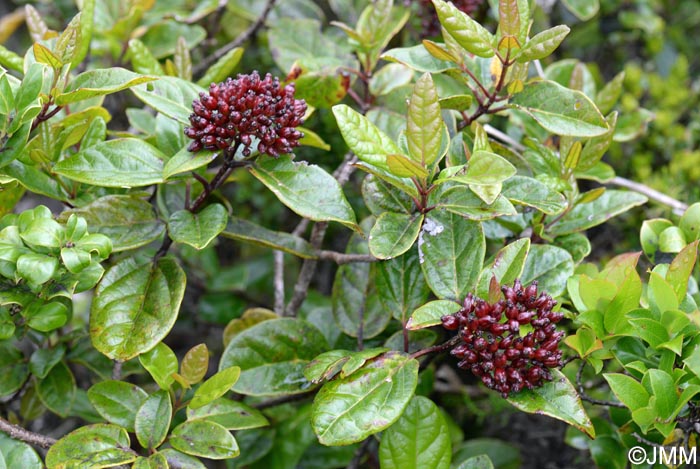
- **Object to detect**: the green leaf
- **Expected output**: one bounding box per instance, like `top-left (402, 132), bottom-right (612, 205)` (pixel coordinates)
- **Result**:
top-left (135, 390), bottom-right (172, 450)
top-left (221, 217), bottom-right (317, 259)
top-left (54, 138), bottom-right (165, 188)
top-left (141, 21), bottom-right (206, 59)
top-left (16, 253), bottom-right (57, 285)
top-left (520, 244), bottom-right (573, 297)
top-left (680, 203), bottom-right (700, 242)
top-left (220, 318), bottom-right (328, 396)
top-left (501, 176), bottom-right (566, 215)
top-left (127, 39), bottom-right (164, 76)
top-left (369, 212), bottom-right (423, 260)
top-left (0, 434), bottom-right (42, 469)
top-left (332, 104), bottom-right (401, 170)
top-left (56, 68), bottom-right (155, 105)
top-left (0, 344), bottom-right (28, 398)
top-left (646, 369), bottom-right (677, 420)
top-left (250, 155), bottom-right (358, 231)
top-left (311, 352), bottom-right (419, 445)
top-left (37, 362), bottom-right (75, 417)
top-left (455, 455), bottom-right (495, 469)
top-left (648, 272), bottom-right (679, 315)
top-left (641, 218), bottom-right (674, 262)
top-left (139, 342), bottom-right (178, 390)
top-left (87, 381), bottom-right (148, 431)
top-left (449, 151), bottom-right (517, 185)
top-left (561, 0), bottom-right (599, 20)
top-left (507, 369), bottom-right (595, 437)
top-left (196, 47), bottom-right (244, 87)
top-left (407, 73), bottom-right (442, 165)
top-left (419, 211), bottom-right (485, 300)
top-left (160, 449), bottom-right (206, 469)
top-left (432, 0), bottom-right (494, 58)
top-left (19, 217), bottom-right (64, 249)
top-left (29, 346), bottom-right (65, 379)
top-left (658, 226), bottom-right (686, 253)
top-left (33, 43), bottom-right (62, 69)
top-left (549, 190), bottom-right (647, 236)
top-left (163, 147), bottom-right (217, 180)
top-left (187, 398), bottom-right (269, 430)
top-left (181, 343), bottom-right (209, 386)
top-left (510, 80), bottom-right (609, 137)
top-left (58, 195), bottom-right (164, 252)
top-left (170, 420), bottom-right (239, 459)
top-left (189, 366), bottom-right (241, 409)
top-left (603, 373), bottom-right (649, 410)
top-left (131, 77), bottom-right (205, 125)
top-left (476, 238), bottom-right (530, 298)
top-left (386, 154), bottom-right (429, 179)
top-left (381, 45), bottom-right (456, 73)
top-left (517, 26), bottom-right (570, 62)
top-left (91, 257), bottom-right (186, 360)
top-left (368, 63), bottom-right (414, 97)
top-left (26, 302), bottom-right (69, 332)
top-left (379, 396), bottom-right (451, 469)
top-left (406, 299), bottom-right (462, 330)
top-left (376, 247), bottom-right (431, 322)
top-left (667, 241), bottom-right (698, 301)
top-left (46, 424), bottom-right (136, 469)
top-left (333, 230), bottom-right (391, 339)
top-left (430, 185), bottom-right (517, 220)
top-left (168, 204), bottom-right (228, 250)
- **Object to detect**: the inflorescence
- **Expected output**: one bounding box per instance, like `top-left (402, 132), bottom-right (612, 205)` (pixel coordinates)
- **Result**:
top-left (441, 280), bottom-right (564, 397)
top-left (184, 71), bottom-right (307, 157)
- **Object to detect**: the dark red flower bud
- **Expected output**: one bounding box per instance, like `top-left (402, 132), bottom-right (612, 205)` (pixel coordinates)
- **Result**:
top-left (441, 314), bottom-right (459, 330)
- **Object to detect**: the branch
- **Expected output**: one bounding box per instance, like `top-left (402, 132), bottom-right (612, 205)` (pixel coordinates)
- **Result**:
top-left (0, 417), bottom-right (57, 449)
top-left (608, 176), bottom-right (688, 216)
top-left (193, 0), bottom-right (278, 78)
top-left (317, 251), bottom-right (377, 264)
top-left (410, 335), bottom-right (462, 360)
top-left (253, 391), bottom-right (315, 410)
top-left (576, 362), bottom-right (626, 408)
top-left (273, 250), bottom-right (285, 315)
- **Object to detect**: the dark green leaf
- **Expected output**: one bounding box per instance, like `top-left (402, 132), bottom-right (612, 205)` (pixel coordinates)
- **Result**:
top-left (221, 217), bottom-right (317, 259)
top-left (549, 190), bottom-right (647, 236)
top-left (311, 352), bottom-right (419, 445)
top-left (419, 211), bottom-right (485, 300)
top-left (168, 204), bottom-right (228, 250)
top-left (520, 244), bottom-right (573, 297)
top-left (376, 247), bottom-right (431, 322)
top-left (37, 362), bottom-right (75, 417)
top-left (170, 420), bottom-right (239, 459)
top-left (378, 396), bottom-right (451, 469)
top-left (91, 257), bottom-right (186, 360)
top-left (0, 434), bottom-right (42, 469)
top-left (87, 381), bottom-right (148, 431)
top-left (220, 318), bottom-right (328, 396)
top-left (250, 155), bottom-right (358, 231)
top-left (45, 424), bottom-right (136, 469)
top-left (29, 346), bottom-right (65, 379)
top-left (135, 390), bottom-right (172, 450)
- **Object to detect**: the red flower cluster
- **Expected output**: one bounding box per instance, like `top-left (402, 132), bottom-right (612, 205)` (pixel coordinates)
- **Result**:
top-left (441, 280), bottom-right (564, 397)
top-left (184, 72), bottom-right (307, 157)
top-left (418, 0), bottom-right (484, 37)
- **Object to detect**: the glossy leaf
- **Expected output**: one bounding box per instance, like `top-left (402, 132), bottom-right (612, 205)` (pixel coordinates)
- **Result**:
top-left (332, 104), bottom-right (401, 169)
top-left (510, 80), bottom-right (609, 137)
top-left (501, 176), bottom-right (566, 215)
top-left (181, 343), bottom-right (209, 386)
top-left (196, 47), bottom-right (244, 87)
top-left (189, 366), bottom-right (241, 409)
top-left (187, 398), bottom-right (269, 430)
top-left (168, 203), bottom-right (228, 250)
top-left (0, 434), bottom-right (42, 469)
top-left (91, 257), bottom-right (186, 360)
top-left (419, 211), bottom-right (485, 300)
top-left (220, 318), bottom-right (328, 396)
top-left (369, 212), bottom-right (424, 260)
top-left (520, 244), bottom-right (573, 297)
top-left (131, 77), bottom-right (204, 124)
top-left (311, 352), bottom-right (419, 445)
top-left (54, 138), bottom-right (165, 188)
top-left (507, 369), bottom-right (595, 437)
top-left (55, 68), bottom-right (155, 105)
top-left (406, 299), bottom-right (462, 330)
top-left (379, 396), bottom-right (451, 469)
top-left (135, 390), bottom-right (172, 450)
top-left (517, 26), bottom-right (570, 62)
top-left (603, 373), bottom-right (649, 410)
top-left (37, 361), bottom-right (75, 417)
top-left (58, 195), bottom-right (163, 252)
top-left (549, 190), bottom-right (647, 236)
top-left (376, 247), bottom-right (431, 322)
top-left (250, 155), bottom-right (358, 231)
top-left (433, 0), bottom-right (494, 58)
top-left (407, 73), bottom-right (442, 165)
top-left (139, 343), bottom-right (178, 390)
top-left (382, 45), bottom-right (456, 73)
top-left (46, 424), bottom-right (136, 469)
top-left (476, 238), bottom-right (530, 298)
top-left (87, 381), bottom-right (148, 431)
top-left (667, 241), bottom-right (698, 301)
top-left (169, 420), bottom-right (239, 459)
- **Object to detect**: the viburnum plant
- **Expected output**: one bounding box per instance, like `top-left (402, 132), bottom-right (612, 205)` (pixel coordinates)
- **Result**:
top-left (0, 0), bottom-right (697, 468)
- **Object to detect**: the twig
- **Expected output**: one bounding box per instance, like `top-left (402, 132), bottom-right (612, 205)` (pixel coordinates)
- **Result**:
top-left (273, 250), bottom-right (285, 315)
top-left (347, 437), bottom-right (374, 469)
top-left (317, 251), bottom-right (376, 264)
top-left (632, 432), bottom-right (664, 448)
top-left (410, 335), bottom-right (462, 360)
top-left (193, 0), bottom-right (278, 77)
top-left (533, 59), bottom-right (546, 79)
top-left (112, 360), bottom-right (123, 380)
top-left (609, 176), bottom-right (688, 216)
top-left (576, 362), bottom-right (626, 408)
top-left (0, 417), bottom-right (57, 449)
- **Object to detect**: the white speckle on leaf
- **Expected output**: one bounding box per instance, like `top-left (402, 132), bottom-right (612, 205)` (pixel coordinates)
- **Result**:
top-left (417, 218), bottom-right (444, 264)
top-left (587, 214), bottom-right (594, 221)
